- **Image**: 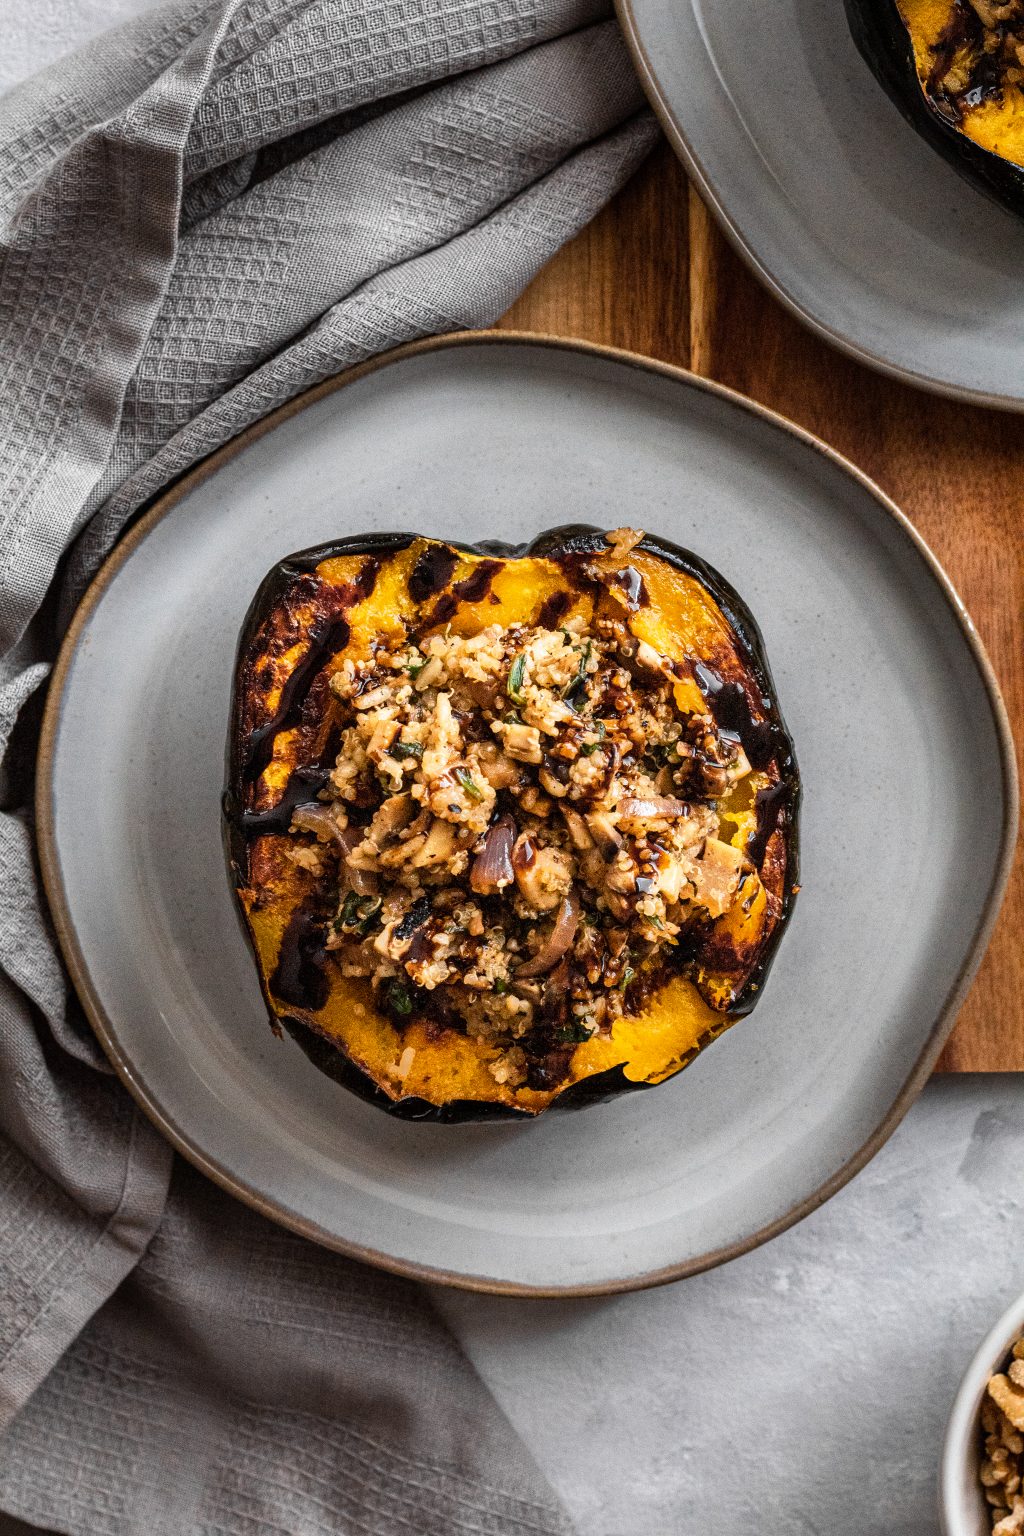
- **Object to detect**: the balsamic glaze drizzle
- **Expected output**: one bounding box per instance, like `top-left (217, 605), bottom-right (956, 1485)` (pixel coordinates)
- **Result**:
top-left (270, 905), bottom-right (330, 1011)
top-left (693, 660), bottom-right (776, 772)
top-left (610, 565), bottom-right (650, 610)
top-left (748, 780), bottom-right (789, 869)
top-left (243, 611), bottom-right (349, 782)
top-left (417, 557), bottom-right (505, 631)
top-left (338, 555), bottom-right (381, 607)
top-left (926, 2), bottom-right (1007, 117)
top-left (453, 559), bottom-right (503, 604)
top-left (692, 659), bottom-right (795, 869)
top-left (407, 544), bottom-right (459, 603)
top-left (537, 590), bottom-right (572, 629)
top-left (235, 766), bottom-right (332, 837)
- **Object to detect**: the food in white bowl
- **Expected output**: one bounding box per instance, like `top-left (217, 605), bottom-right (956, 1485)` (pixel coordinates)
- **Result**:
top-left (981, 1340), bottom-right (1024, 1533)
top-left (942, 1290), bottom-right (1024, 1536)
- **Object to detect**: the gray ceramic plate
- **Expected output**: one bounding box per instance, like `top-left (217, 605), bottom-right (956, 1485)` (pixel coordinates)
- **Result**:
top-left (38, 335), bottom-right (1017, 1295)
top-left (617, 0), bottom-right (1024, 409)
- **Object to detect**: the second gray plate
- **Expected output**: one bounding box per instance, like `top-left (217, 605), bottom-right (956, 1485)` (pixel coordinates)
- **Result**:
top-left (38, 336), bottom-right (1016, 1294)
top-left (618, 0), bottom-right (1024, 408)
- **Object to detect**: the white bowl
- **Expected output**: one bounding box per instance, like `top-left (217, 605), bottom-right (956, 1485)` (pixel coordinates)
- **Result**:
top-left (941, 1288), bottom-right (1024, 1535)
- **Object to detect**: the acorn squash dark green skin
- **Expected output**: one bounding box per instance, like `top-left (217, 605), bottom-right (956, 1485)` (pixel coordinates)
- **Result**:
top-left (224, 526), bottom-right (800, 1124)
top-left (845, 0), bottom-right (1024, 215)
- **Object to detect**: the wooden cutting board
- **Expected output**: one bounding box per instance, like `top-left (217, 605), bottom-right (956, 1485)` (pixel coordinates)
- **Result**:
top-left (494, 143), bottom-right (1023, 1072)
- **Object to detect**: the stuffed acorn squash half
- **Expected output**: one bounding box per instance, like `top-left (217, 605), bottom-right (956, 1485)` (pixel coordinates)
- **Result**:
top-left (847, 0), bottom-right (1024, 212)
top-left (224, 527), bottom-right (799, 1121)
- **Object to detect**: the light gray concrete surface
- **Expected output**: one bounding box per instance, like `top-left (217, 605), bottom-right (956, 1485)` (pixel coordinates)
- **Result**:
top-left (436, 1075), bottom-right (1024, 1535)
top-left (4, 10), bottom-right (1022, 1535)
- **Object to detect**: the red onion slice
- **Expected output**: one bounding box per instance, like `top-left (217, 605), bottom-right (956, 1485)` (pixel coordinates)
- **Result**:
top-left (291, 806), bottom-right (378, 894)
top-left (515, 889), bottom-right (581, 978)
top-left (470, 814), bottom-right (516, 895)
top-left (290, 803), bottom-right (339, 839)
top-left (335, 824), bottom-right (380, 896)
top-left (511, 832), bottom-right (537, 872)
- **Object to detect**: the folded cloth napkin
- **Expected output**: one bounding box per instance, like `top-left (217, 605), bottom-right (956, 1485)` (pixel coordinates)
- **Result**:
top-left (0, 4), bottom-right (657, 1531)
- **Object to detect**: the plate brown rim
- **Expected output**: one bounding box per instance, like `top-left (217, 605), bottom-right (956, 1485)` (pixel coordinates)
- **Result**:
top-left (36, 330), bottom-right (1019, 1298)
top-left (614, 0), bottom-right (1024, 414)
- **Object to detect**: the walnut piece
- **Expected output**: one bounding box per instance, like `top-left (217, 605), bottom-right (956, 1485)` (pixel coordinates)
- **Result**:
top-left (981, 1337), bottom-right (1024, 1530)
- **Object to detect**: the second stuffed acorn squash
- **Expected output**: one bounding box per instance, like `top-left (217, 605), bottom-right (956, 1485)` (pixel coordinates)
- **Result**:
top-left (847, 0), bottom-right (1024, 212)
top-left (224, 526), bottom-right (799, 1121)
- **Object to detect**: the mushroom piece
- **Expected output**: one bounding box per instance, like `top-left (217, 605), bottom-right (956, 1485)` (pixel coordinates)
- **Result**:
top-left (693, 837), bottom-right (747, 918)
top-left (290, 805), bottom-right (379, 895)
top-left (463, 678), bottom-right (503, 712)
top-left (409, 817), bottom-right (458, 869)
top-left (500, 722), bottom-right (543, 764)
top-left (576, 847), bottom-right (611, 894)
top-left (619, 796), bottom-right (689, 821)
top-left (559, 805), bottom-right (595, 851)
top-left (585, 810), bottom-right (623, 859)
top-left (475, 740), bottom-right (524, 791)
top-left (369, 791), bottom-right (417, 845)
top-left (538, 767), bottom-right (568, 800)
top-left (512, 839), bottom-right (573, 913)
top-left (366, 717), bottom-right (400, 761)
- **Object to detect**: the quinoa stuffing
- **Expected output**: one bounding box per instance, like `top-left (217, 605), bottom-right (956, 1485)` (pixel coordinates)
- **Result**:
top-left (927, 0), bottom-right (1024, 104)
top-left (281, 527), bottom-right (761, 1092)
top-left (982, 1336), bottom-right (1024, 1533)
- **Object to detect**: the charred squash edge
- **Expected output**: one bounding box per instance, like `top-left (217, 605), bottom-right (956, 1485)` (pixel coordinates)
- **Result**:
top-left (845, 0), bottom-right (1024, 213)
top-left (224, 524), bottom-right (801, 1123)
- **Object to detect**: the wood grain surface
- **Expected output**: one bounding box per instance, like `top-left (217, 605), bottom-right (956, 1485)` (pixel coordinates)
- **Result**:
top-left (496, 142), bottom-right (1023, 1071)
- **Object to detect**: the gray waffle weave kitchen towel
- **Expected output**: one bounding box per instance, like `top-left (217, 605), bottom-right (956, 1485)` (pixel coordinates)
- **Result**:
top-left (0, 4), bottom-right (657, 1531)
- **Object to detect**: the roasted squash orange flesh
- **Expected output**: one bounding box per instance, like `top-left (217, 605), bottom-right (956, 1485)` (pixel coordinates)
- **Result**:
top-left (847, 0), bottom-right (1024, 211)
top-left (224, 527), bottom-right (799, 1121)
